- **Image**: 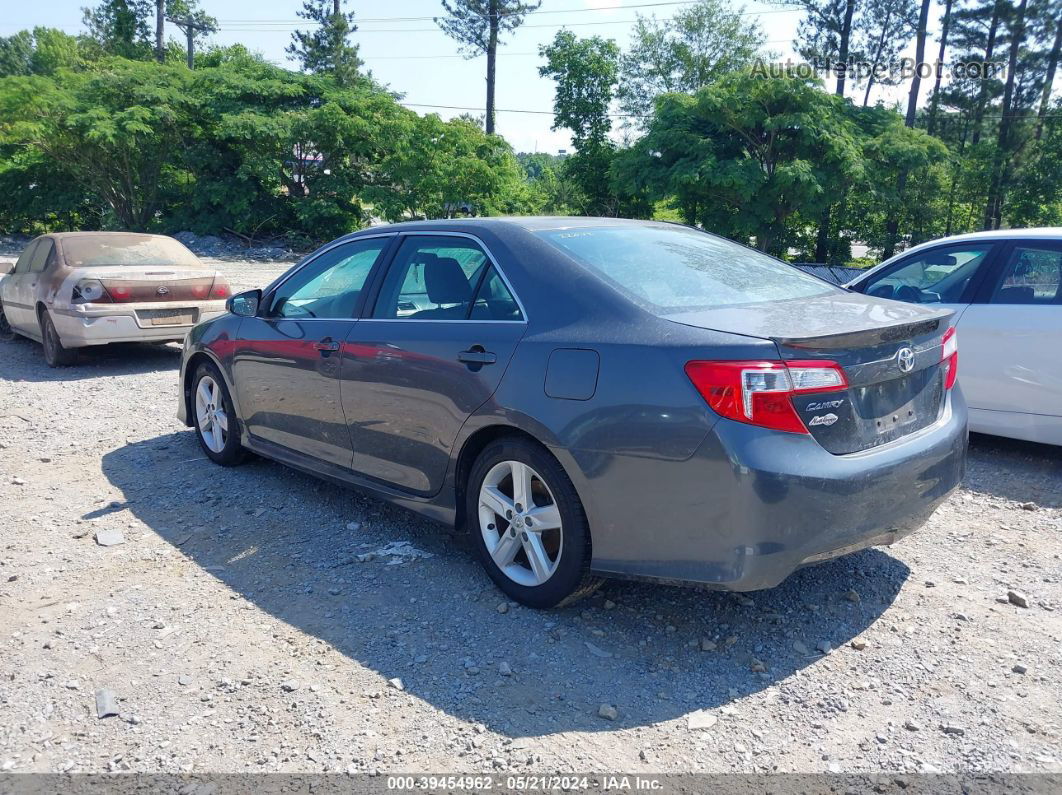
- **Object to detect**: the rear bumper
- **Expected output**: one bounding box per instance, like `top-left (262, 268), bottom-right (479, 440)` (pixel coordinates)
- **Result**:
top-left (582, 390), bottom-right (968, 590)
top-left (52, 302), bottom-right (226, 347)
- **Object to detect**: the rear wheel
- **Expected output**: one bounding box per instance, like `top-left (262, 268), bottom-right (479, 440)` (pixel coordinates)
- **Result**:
top-left (467, 437), bottom-right (602, 609)
top-left (41, 311), bottom-right (77, 367)
top-left (192, 363), bottom-right (245, 466)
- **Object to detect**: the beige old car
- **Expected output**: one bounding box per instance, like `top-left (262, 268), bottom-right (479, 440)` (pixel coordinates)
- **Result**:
top-left (0, 232), bottom-right (230, 366)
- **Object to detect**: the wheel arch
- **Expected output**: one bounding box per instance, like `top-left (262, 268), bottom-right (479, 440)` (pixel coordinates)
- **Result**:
top-left (182, 349), bottom-right (240, 429)
top-left (452, 423), bottom-right (592, 551)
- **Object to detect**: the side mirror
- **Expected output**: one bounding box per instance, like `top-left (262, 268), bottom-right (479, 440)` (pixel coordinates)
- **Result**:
top-left (227, 289), bottom-right (261, 317)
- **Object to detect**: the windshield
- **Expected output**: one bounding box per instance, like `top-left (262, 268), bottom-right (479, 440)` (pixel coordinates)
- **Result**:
top-left (535, 225), bottom-right (837, 312)
top-left (61, 235), bottom-right (203, 268)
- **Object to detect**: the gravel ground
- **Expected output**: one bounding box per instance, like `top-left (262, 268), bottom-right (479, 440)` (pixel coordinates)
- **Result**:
top-left (1, 258), bottom-right (1060, 776)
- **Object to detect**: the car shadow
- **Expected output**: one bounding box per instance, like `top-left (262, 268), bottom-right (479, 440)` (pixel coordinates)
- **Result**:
top-left (0, 336), bottom-right (182, 382)
top-left (965, 433), bottom-right (1062, 509)
top-left (102, 431), bottom-right (910, 738)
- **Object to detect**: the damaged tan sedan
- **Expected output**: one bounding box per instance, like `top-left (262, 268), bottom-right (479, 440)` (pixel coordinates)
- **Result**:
top-left (0, 232), bottom-right (231, 366)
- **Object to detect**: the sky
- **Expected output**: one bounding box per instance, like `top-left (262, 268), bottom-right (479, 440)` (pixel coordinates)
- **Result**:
top-left (3, 0), bottom-right (946, 154)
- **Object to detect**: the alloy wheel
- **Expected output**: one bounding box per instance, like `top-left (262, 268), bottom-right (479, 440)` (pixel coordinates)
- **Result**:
top-left (195, 375), bottom-right (229, 453)
top-left (478, 460), bottom-right (563, 587)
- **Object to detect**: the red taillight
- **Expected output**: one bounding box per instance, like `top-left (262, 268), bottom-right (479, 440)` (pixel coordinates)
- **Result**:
top-left (941, 327), bottom-right (958, 390)
top-left (191, 284), bottom-right (210, 299)
top-left (109, 285), bottom-right (132, 302)
top-left (685, 359), bottom-right (848, 434)
top-left (210, 279), bottom-right (230, 299)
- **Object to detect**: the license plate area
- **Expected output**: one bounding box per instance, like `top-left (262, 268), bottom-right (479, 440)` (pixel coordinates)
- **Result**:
top-left (140, 309), bottom-right (197, 326)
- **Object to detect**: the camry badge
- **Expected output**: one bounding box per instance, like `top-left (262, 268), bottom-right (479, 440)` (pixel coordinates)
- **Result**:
top-left (808, 413), bottom-right (839, 427)
top-left (156, 286), bottom-right (170, 296)
top-left (896, 347), bottom-right (915, 373)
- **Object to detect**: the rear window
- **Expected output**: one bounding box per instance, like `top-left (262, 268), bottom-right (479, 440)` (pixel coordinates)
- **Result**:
top-left (535, 225), bottom-right (836, 311)
top-left (61, 235), bottom-right (202, 268)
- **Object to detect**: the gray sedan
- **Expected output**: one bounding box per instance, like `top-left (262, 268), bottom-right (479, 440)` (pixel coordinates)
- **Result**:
top-left (177, 218), bottom-right (967, 608)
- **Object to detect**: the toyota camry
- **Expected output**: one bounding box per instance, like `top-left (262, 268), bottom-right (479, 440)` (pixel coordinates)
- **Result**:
top-left (177, 218), bottom-right (967, 608)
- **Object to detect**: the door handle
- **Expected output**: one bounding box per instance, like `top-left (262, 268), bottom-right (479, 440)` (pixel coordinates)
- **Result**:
top-left (457, 347), bottom-right (497, 365)
top-left (313, 339), bottom-right (341, 353)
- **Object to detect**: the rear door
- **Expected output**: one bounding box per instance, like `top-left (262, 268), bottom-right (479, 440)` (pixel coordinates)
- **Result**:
top-left (341, 233), bottom-right (527, 495)
top-left (231, 235), bottom-right (393, 467)
top-left (956, 240), bottom-right (1062, 419)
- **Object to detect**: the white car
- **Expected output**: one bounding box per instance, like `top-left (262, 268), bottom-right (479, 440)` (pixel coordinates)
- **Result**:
top-left (847, 228), bottom-right (1062, 445)
top-left (0, 232), bottom-right (230, 367)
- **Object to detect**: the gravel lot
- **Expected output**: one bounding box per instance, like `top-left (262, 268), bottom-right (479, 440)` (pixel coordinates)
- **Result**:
top-left (1, 257), bottom-right (1060, 776)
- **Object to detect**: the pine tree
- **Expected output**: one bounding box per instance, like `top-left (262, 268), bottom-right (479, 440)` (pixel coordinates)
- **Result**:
top-left (287, 0), bottom-right (363, 86)
top-left (436, 0), bottom-right (541, 134)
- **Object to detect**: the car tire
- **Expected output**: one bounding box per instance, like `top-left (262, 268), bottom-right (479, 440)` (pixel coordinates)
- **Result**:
top-left (41, 311), bottom-right (77, 367)
top-left (467, 437), bottom-right (603, 609)
top-left (0, 302), bottom-right (16, 342)
top-left (192, 362), bottom-right (245, 466)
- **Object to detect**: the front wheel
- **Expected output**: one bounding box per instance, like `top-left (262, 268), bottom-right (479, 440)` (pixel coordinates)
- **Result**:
top-left (192, 363), bottom-right (245, 466)
top-left (467, 437), bottom-right (602, 609)
top-left (41, 311), bottom-right (77, 367)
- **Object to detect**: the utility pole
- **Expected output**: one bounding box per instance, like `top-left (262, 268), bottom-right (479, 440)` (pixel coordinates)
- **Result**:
top-left (167, 15), bottom-right (211, 69)
top-left (155, 0), bottom-right (165, 63)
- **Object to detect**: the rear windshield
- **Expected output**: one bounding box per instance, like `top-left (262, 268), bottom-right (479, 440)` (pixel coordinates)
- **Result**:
top-left (61, 235), bottom-right (202, 268)
top-left (535, 225), bottom-right (837, 311)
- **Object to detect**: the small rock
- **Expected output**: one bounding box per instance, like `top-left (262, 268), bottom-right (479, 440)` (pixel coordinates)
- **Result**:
top-left (793, 640), bottom-right (810, 655)
top-left (584, 641), bottom-right (612, 659)
top-left (699, 637), bottom-right (717, 652)
top-left (95, 689), bottom-right (120, 719)
top-left (904, 720), bottom-right (921, 732)
top-left (1020, 502), bottom-right (1037, 511)
top-left (496, 602), bottom-right (509, 614)
top-left (1012, 664), bottom-right (1027, 674)
top-left (280, 680), bottom-right (300, 692)
top-left (687, 710), bottom-right (717, 730)
top-left (328, 587), bottom-right (341, 596)
top-left (387, 677), bottom-right (404, 691)
top-left (94, 528), bottom-right (125, 547)
top-left (844, 589), bottom-right (860, 603)
top-left (850, 639), bottom-right (867, 651)
top-left (603, 600), bottom-right (616, 610)
top-left (749, 657), bottom-right (766, 673)
top-left (1007, 590), bottom-right (1030, 608)
top-left (346, 521), bottom-right (362, 531)
top-left (941, 723), bottom-right (965, 736)
top-left (816, 640), bottom-right (832, 654)
top-left (598, 703), bottom-right (618, 721)
top-left (498, 662), bottom-right (512, 677)
top-left (63, 680), bottom-right (80, 690)
top-left (177, 674), bottom-right (192, 686)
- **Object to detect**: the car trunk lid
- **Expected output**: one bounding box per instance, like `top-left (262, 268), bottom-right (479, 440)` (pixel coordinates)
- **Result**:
top-left (666, 293), bottom-right (954, 454)
top-left (82, 266), bottom-right (220, 303)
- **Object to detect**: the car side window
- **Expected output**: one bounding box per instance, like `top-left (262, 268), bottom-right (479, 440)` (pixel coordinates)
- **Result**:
top-left (12, 240), bottom-right (38, 274)
top-left (990, 245), bottom-right (1062, 305)
top-left (470, 266), bottom-right (523, 321)
top-left (29, 240), bottom-right (54, 273)
top-left (268, 237), bottom-right (390, 320)
top-left (373, 236), bottom-right (492, 320)
top-left (862, 245), bottom-right (992, 304)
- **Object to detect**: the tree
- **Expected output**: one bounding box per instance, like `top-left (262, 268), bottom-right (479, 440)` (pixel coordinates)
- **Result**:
top-left (82, 0), bottom-right (154, 59)
top-left (925, 0), bottom-right (954, 133)
top-left (853, 0), bottom-right (918, 105)
top-left (616, 0), bottom-right (765, 122)
top-left (435, 0), bottom-right (541, 135)
top-left (614, 70), bottom-right (863, 256)
top-left (287, 0), bottom-right (363, 86)
top-left (791, 0), bottom-right (863, 97)
top-left (539, 31), bottom-right (624, 215)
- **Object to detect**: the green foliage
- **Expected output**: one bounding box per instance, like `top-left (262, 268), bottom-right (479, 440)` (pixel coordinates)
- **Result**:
top-left (617, 0), bottom-right (766, 123)
top-left (538, 31), bottom-right (620, 150)
top-left (436, 0), bottom-right (541, 55)
top-left (81, 0), bottom-right (154, 60)
top-left (614, 70), bottom-right (863, 255)
top-left (286, 0), bottom-right (363, 87)
top-left (0, 28), bottom-right (85, 77)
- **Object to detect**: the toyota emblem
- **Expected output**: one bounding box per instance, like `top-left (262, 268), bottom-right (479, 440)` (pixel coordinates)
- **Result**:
top-left (896, 347), bottom-right (915, 373)
top-left (156, 286), bottom-right (170, 296)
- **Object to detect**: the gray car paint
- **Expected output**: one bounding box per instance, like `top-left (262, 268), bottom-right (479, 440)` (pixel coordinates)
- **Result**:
top-left (178, 217), bottom-right (967, 590)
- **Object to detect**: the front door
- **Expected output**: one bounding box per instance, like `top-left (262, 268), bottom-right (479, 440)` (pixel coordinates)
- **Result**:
top-left (2, 239), bottom-right (42, 333)
top-left (341, 233), bottom-right (527, 494)
top-left (232, 236), bottom-right (392, 467)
